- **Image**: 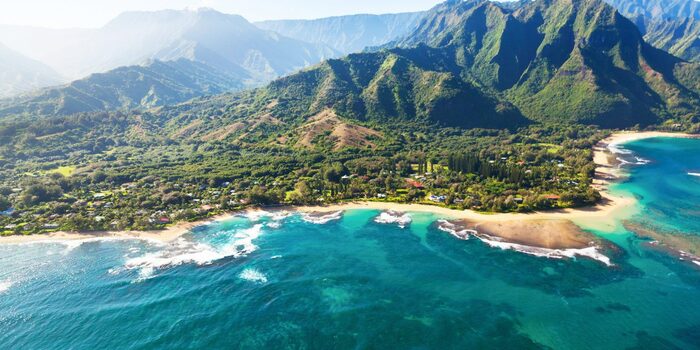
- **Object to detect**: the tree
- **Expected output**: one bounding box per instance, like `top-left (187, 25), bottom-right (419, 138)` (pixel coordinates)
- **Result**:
top-left (323, 162), bottom-right (347, 183)
top-left (0, 195), bottom-right (10, 211)
top-left (289, 180), bottom-right (314, 204)
top-left (246, 186), bottom-right (280, 205)
top-left (20, 183), bottom-right (63, 207)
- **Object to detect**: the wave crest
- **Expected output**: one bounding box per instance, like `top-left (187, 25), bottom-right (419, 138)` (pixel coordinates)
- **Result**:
top-left (374, 211), bottom-right (412, 228)
top-left (302, 211), bottom-right (343, 224)
top-left (0, 280), bottom-right (14, 293)
top-left (436, 220), bottom-right (475, 240)
top-left (122, 224), bottom-right (266, 279)
top-left (437, 220), bottom-right (611, 265)
top-left (239, 268), bottom-right (268, 284)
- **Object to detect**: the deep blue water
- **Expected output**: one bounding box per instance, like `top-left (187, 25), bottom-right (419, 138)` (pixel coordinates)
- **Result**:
top-left (1, 138), bottom-right (700, 349)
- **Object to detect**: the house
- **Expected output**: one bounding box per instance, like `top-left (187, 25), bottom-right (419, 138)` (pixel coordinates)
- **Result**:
top-left (406, 179), bottom-right (425, 189)
top-left (543, 194), bottom-right (561, 201)
top-left (377, 193), bottom-right (387, 199)
top-left (159, 217), bottom-right (171, 224)
top-left (429, 195), bottom-right (446, 202)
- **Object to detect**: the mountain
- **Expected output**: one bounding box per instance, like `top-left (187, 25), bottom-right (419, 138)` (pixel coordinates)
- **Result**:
top-left (605, 0), bottom-right (700, 61)
top-left (384, 0), bottom-right (700, 127)
top-left (0, 8), bottom-right (338, 82)
top-left (642, 17), bottom-right (700, 61)
top-left (605, 0), bottom-right (700, 20)
top-left (0, 43), bottom-right (64, 98)
top-left (6, 0), bottom-right (700, 131)
top-left (0, 59), bottom-right (244, 117)
top-left (255, 12), bottom-right (425, 54)
top-left (118, 0), bottom-right (700, 145)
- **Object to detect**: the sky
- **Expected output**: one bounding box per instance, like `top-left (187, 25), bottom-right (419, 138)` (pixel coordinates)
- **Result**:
top-left (0, 0), bottom-right (445, 28)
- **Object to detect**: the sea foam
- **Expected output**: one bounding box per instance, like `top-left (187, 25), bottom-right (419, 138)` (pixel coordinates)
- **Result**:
top-left (476, 236), bottom-right (612, 266)
top-left (436, 220), bottom-right (474, 240)
top-left (122, 224), bottom-right (266, 278)
top-left (239, 268), bottom-right (268, 284)
top-left (301, 211), bottom-right (343, 224)
top-left (374, 211), bottom-right (412, 228)
top-left (0, 280), bottom-right (13, 293)
top-left (436, 221), bottom-right (612, 265)
top-left (244, 210), bottom-right (292, 222)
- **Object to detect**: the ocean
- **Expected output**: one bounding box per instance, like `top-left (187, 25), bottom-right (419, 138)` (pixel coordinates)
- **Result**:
top-left (1, 137), bottom-right (700, 349)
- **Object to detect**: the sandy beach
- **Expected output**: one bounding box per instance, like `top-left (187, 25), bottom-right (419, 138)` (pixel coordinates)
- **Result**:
top-left (0, 212), bottom-right (238, 245)
top-left (2, 131), bottom-right (695, 250)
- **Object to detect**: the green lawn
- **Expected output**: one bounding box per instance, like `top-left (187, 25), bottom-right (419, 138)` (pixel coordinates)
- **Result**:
top-left (46, 166), bottom-right (77, 177)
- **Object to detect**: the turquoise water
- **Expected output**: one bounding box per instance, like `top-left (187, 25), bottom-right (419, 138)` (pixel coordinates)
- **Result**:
top-left (2, 139), bottom-right (700, 349)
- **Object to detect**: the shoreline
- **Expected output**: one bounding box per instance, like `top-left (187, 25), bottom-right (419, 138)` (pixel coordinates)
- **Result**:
top-left (1, 131), bottom-right (695, 248)
top-left (0, 212), bottom-right (238, 245)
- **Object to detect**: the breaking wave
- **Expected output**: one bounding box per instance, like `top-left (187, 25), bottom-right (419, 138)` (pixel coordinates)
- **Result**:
top-left (608, 143), bottom-right (633, 155)
top-left (374, 211), bottom-right (412, 228)
top-left (302, 211), bottom-right (343, 224)
top-left (239, 268), bottom-right (268, 284)
top-left (0, 280), bottom-right (14, 293)
top-left (121, 224), bottom-right (266, 280)
top-left (616, 156), bottom-right (650, 166)
top-left (609, 143), bottom-right (650, 166)
top-left (436, 220), bottom-right (611, 265)
top-left (436, 220), bottom-right (474, 240)
top-left (688, 172), bottom-right (700, 177)
top-left (243, 210), bottom-right (292, 222)
top-left (476, 235), bottom-right (612, 266)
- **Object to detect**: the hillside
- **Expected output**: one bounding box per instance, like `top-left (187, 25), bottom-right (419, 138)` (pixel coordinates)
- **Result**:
top-left (255, 12), bottom-right (425, 54)
top-left (642, 18), bottom-right (700, 62)
top-left (4, 0), bottom-right (700, 128)
top-left (605, 0), bottom-right (700, 20)
top-left (0, 59), bottom-right (244, 117)
top-left (69, 0), bottom-right (700, 138)
top-left (0, 8), bottom-right (338, 82)
top-left (0, 43), bottom-right (64, 98)
top-left (606, 0), bottom-right (700, 61)
top-left (389, 0), bottom-right (700, 127)
top-left (5, 0), bottom-right (700, 234)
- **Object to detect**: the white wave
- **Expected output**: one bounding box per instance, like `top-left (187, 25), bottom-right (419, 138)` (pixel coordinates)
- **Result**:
top-left (266, 221), bottom-right (282, 229)
top-left (122, 224), bottom-right (265, 277)
top-left (0, 280), bottom-right (13, 293)
top-left (616, 157), bottom-right (650, 166)
top-left (693, 261), bottom-right (700, 267)
top-left (244, 210), bottom-right (291, 222)
top-left (608, 143), bottom-right (633, 155)
top-left (436, 220), bottom-right (474, 240)
top-left (239, 268), bottom-right (268, 284)
top-left (302, 211), bottom-right (343, 224)
top-left (270, 255), bottom-right (282, 259)
top-left (436, 220), bottom-right (612, 265)
top-left (476, 234), bottom-right (612, 266)
top-left (688, 173), bottom-right (700, 177)
top-left (374, 211), bottom-right (412, 228)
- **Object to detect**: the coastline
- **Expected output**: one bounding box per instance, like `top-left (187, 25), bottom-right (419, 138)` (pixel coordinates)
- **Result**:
top-left (1, 131), bottom-right (694, 249)
top-left (0, 212), bottom-right (238, 245)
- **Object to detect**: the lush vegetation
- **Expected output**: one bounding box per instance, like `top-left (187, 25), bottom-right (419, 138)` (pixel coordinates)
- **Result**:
top-left (2, 0), bottom-right (700, 235)
top-left (0, 59), bottom-right (244, 118)
top-left (606, 0), bottom-right (700, 62)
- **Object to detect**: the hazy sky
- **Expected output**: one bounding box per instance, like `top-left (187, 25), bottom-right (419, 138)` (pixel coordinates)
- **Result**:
top-left (0, 0), bottom-right (445, 28)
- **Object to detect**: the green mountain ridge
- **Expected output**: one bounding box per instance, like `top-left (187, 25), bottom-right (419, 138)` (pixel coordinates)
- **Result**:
top-left (108, 0), bottom-right (700, 147)
top-left (605, 0), bottom-right (700, 62)
top-left (388, 0), bottom-right (700, 127)
top-left (0, 59), bottom-right (245, 117)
